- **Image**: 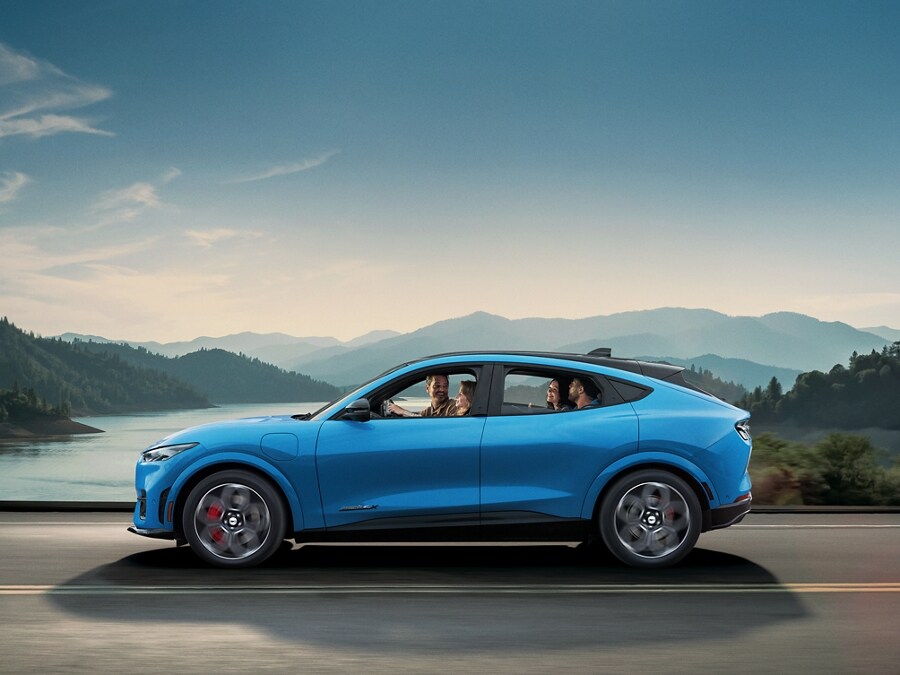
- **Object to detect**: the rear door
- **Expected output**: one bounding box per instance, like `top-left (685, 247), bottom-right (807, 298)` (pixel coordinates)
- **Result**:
top-left (479, 365), bottom-right (639, 523)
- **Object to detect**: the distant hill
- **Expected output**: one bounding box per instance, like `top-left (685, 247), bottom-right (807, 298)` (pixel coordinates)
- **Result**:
top-left (58, 328), bottom-right (401, 369)
top-left (634, 355), bottom-right (802, 392)
top-left (864, 326), bottom-right (900, 342)
top-left (288, 309), bottom-right (888, 387)
top-left (0, 318), bottom-right (210, 414)
top-left (49, 308), bottom-right (894, 393)
top-left (561, 312), bottom-right (887, 374)
top-left (134, 332), bottom-right (339, 359)
top-left (345, 329), bottom-right (402, 348)
top-left (71, 341), bottom-right (342, 404)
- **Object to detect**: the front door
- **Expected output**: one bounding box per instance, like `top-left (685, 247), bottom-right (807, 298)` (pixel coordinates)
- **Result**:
top-left (316, 414), bottom-right (485, 530)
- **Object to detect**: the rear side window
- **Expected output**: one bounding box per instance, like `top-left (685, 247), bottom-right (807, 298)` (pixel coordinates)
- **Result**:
top-left (607, 377), bottom-right (651, 403)
top-left (496, 367), bottom-right (628, 416)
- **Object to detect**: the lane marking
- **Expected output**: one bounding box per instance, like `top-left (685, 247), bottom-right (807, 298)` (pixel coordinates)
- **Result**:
top-left (736, 525), bottom-right (900, 529)
top-left (1, 583), bottom-right (898, 596)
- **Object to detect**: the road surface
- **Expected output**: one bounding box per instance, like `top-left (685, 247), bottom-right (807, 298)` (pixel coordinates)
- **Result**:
top-left (1, 512), bottom-right (898, 673)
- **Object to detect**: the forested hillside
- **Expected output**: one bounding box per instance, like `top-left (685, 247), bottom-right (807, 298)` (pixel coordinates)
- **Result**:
top-left (736, 343), bottom-right (900, 429)
top-left (71, 340), bottom-right (342, 404)
top-left (0, 318), bottom-right (210, 414)
top-left (682, 366), bottom-right (746, 402)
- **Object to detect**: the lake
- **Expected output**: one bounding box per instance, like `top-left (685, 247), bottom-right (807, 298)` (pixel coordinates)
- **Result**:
top-left (0, 402), bottom-right (324, 502)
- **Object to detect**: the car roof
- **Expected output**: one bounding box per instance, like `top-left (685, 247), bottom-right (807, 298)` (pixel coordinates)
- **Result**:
top-left (410, 349), bottom-right (705, 392)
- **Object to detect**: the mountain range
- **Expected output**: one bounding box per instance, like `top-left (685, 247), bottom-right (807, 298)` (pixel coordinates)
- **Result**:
top-left (56, 329), bottom-right (400, 361)
top-left (58, 308), bottom-right (894, 390)
top-left (2, 318), bottom-right (341, 415)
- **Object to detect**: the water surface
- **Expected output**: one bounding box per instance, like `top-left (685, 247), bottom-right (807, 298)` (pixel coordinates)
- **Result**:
top-left (0, 403), bottom-right (323, 501)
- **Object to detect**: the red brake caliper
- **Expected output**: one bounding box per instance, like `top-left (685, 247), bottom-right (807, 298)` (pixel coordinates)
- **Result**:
top-left (207, 502), bottom-right (225, 545)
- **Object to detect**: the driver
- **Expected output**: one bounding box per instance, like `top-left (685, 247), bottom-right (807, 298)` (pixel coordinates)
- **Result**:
top-left (389, 374), bottom-right (458, 417)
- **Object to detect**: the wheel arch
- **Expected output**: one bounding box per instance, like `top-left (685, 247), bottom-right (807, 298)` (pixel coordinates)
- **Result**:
top-left (171, 456), bottom-right (302, 539)
top-left (583, 455), bottom-right (715, 533)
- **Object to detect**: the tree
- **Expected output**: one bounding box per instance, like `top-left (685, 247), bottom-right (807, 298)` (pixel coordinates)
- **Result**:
top-left (765, 376), bottom-right (782, 401)
top-left (815, 434), bottom-right (885, 505)
top-left (888, 341), bottom-right (900, 359)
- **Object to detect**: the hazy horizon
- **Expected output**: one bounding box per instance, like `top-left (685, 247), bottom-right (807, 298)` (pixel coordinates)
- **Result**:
top-left (22, 306), bottom-right (899, 346)
top-left (2, 2), bottom-right (898, 342)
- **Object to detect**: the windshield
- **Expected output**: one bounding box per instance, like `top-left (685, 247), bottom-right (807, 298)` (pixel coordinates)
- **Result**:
top-left (308, 361), bottom-right (411, 421)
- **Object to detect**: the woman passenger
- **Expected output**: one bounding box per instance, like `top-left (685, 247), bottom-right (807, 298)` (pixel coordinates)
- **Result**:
top-left (455, 380), bottom-right (476, 416)
top-left (546, 378), bottom-right (574, 411)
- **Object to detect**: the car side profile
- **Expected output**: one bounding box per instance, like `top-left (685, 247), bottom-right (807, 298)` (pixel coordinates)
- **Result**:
top-left (130, 350), bottom-right (752, 568)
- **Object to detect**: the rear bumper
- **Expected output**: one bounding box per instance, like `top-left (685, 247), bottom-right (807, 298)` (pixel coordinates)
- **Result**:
top-left (707, 494), bottom-right (752, 530)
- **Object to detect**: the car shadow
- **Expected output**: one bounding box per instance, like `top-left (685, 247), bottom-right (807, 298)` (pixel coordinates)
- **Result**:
top-left (49, 543), bottom-right (808, 651)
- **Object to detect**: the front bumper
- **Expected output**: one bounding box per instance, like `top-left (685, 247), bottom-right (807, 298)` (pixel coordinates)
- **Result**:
top-left (128, 525), bottom-right (176, 539)
top-left (707, 494), bottom-right (752, 530)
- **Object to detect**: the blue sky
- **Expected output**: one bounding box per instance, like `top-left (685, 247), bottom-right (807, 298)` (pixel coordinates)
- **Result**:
top-left (1, 1), bottom-right (898, 341)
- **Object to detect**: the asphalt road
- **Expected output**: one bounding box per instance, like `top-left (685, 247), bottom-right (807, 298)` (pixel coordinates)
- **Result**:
top-left (1, 512), bottom-right (898, 674)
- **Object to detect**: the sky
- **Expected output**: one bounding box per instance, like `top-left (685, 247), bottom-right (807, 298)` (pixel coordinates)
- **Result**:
top-left (1, 1), bottom-right (898, 343)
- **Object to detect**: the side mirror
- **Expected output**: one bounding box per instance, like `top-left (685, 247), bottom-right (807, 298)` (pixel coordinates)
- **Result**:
top-left (340, 398), bottom-right (371, 422)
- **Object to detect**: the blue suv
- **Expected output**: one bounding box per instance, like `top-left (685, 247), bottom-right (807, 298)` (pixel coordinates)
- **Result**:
top-left (130, 350), bottom-right (752, 568)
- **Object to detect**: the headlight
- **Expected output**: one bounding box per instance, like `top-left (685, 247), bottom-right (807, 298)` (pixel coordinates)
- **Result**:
top-left (735, 420), bottom-right (751, 442)
top-left (140, 442), bottom-right (199, 463)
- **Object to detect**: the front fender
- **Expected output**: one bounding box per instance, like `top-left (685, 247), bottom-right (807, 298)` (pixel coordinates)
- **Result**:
top-left (170, 452), bottom-right (305, 533)
top-left (579, 451), bottom-right (719, 520)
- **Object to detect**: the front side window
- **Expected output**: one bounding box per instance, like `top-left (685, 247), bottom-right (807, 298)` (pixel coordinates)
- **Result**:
top-left (374, 368), bottom-right (483, 418)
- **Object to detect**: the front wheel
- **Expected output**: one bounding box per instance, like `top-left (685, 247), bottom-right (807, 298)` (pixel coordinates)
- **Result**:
top-left (599, 470), bottom-right (701, 568)
top-left (181, 470), bottom-right (286, 568)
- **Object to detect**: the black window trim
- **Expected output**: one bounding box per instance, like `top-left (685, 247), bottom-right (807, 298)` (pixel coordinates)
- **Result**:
top-left (490, 364), bottom-right (638, 417)
top-left (361, 362), bottom-right (492, 419)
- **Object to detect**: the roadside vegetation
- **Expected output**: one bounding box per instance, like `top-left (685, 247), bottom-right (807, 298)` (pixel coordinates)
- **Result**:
top-left (750, 432), bottom-right (900, 505)
top-left (738, 344), bottom-right (900, 505)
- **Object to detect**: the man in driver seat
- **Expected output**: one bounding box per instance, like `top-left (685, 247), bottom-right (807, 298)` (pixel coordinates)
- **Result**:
top-left (389, 374), bottom-right (458, 417)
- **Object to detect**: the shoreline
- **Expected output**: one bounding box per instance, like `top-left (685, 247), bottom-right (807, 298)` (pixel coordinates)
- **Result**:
top-left (0, 419), bottom-right (104, 439)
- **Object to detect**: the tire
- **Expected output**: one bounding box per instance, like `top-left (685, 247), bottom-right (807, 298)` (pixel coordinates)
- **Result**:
top-left (599, 469), bottom-right (701, 568)
top-left (181, 469), bottom-right (286, 568)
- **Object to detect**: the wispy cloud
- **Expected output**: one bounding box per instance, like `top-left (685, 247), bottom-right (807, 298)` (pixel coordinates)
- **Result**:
top-left (0, 226), bottom-right (159, 280)
top-left (0, 43), bottom-right (41, 84)
top-left (93, 182), bottom-right (161, 212)
top-left (161, 167), bottom-right (182, 184)
top-left (0, 171), bottom-right (30, 203)
top-left (227, 150), bottom-right (340, 184)
top-left (88, 169), bottom-right (181, 228)
top-left (184, 228), bottom-right (262, 248)
top-left (88, 182), bottom-right (160, 227)
top-left (0, 113), bottom-right (113, 139)
top-left (0, 42), bottom-right (113, 139)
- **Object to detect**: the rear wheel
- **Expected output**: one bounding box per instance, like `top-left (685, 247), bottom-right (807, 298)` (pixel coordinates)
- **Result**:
top-left (181, 470), bottom-right (286, 568)
top-left (599, 470), bottom-right (701, 568)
